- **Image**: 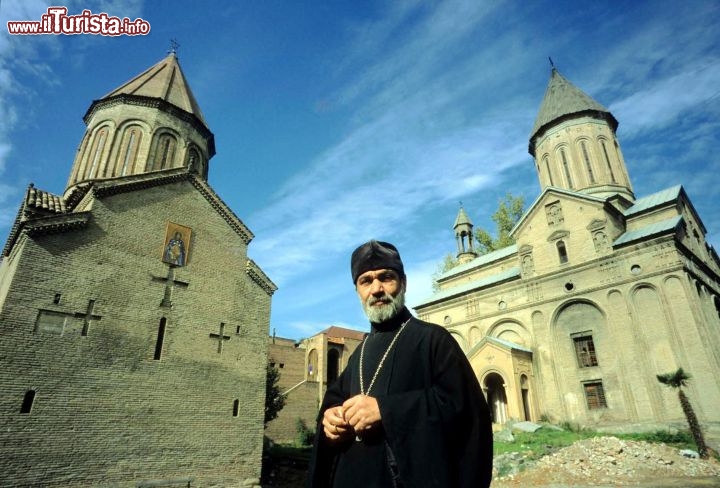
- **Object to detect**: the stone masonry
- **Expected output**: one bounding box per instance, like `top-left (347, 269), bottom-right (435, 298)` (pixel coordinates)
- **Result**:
top-left (0, 54), bottom-right (275, 487)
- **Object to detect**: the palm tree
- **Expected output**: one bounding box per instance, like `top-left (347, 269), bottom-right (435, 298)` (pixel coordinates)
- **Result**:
top-left (656, 367), bottom-right (708, 459)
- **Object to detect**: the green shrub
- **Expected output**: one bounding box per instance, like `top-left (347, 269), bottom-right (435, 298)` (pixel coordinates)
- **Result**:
top-left (617, 429), bottom-right (694, 446)
top-left (296, 418), bottom-right (315, 447)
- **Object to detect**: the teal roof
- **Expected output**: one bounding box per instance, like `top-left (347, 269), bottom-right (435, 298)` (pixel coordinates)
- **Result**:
top-left (415, 266), bottom-right (520, 308)
top-left (613, 215), bottom-right (682, 247)
top-left (438, 244), bottom-right (518, 281)
top-left (624, 185), bottom-right (682, 217)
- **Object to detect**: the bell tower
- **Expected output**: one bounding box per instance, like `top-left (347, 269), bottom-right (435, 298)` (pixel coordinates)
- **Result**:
top-left (64, 52), bottom-right (215, 198)
top-left (529, 68), bottom-right (634, 202)
top-left (454, 206), bottom-right (477, 263)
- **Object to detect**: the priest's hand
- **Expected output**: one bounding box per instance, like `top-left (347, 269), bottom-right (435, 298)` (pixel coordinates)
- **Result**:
top-left (342, 394), bottom-right (381, 433)
top-left (322, 405), bottom-right (351, 441)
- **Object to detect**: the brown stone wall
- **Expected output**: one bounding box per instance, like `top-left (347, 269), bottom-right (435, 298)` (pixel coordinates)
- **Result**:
top-left (0, 181), bottom-right (271, 486)
top-left (266, 339), bottom-right (319, 444)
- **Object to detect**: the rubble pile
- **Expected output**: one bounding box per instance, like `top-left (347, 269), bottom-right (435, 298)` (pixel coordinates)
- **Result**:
top-left (495, 436), bottom-right (720, 486)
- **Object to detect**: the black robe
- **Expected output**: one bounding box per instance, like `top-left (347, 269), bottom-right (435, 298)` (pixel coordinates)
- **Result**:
top-left (307, 307), bottom-right (493, 487)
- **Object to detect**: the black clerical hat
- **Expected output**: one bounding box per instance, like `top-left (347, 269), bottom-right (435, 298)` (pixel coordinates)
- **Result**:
top-left (350, 240), bottom-right (405, 283)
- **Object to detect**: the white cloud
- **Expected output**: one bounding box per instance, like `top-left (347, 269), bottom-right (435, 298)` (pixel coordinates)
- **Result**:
top-left (404, 257), bottom-right (440, 310)
top-left (610, 60), bottom-right (720, 137)
top-left (0, 0), bottom-right (147, 235)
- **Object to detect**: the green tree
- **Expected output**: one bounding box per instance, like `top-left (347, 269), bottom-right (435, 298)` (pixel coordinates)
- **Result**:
top-left (265, 363), bottom-right (286, 427)
top-left (656, 367), bottom-right (708, 458)
top-left (474, 193), bottom-right (525, 255)
top-left (431, 193), bottom-right (526, 291)
top-left (431, 253), bottom-right (459, 291)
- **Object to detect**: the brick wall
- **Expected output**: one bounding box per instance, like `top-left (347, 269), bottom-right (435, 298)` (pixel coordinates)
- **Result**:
top-left (0, 181), bottom-right (271, 486)
top-left (265, 338), bottom-right (320, 444)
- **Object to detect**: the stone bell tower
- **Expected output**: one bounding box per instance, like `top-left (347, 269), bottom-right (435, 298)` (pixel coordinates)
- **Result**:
top-left (529, 68), bottom-right (634, 202)
top-left (454, 206), bottom-right (477, 263)
top-left (64, 52), bottom-right (215, 197)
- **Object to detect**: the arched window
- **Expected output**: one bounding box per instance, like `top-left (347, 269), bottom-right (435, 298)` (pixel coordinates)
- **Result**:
top-left (522, 254), bottom-right (534, 276)
top-left (148, 133), bottom-right (177, 171)
top-left (186, 147), bottom-right (204, 176)
top-left (307, 349), bottom-right (319, 382)
top-left (154, 317), bottom-right (167, 360)
top-left (85, 127), bottom-right (108, 180)
top-left (116, 126), bottom-right (143, 176)
top-left (600, 139), bottom-right (617, 183)
top-left (543, 155), bottom-right (553, 186)
top-left (72, 133), bottom-right (91, 184)
top-left (20, 390), bottom-right (36, 414)
top-left (557, 240), bottom-right (568, 264)
top-left (559, 147), bottom-right (574, 188)
top-left (580, 141), bottom-right (595, 184)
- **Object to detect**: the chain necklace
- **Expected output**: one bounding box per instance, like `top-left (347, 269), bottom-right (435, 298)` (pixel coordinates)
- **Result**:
top-left (356, 318), bottom-right (410, 441)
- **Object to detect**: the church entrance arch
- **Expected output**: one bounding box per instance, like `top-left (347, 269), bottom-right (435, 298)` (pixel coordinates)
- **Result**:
top-left (484, 372), bottom-right (508, 424)
top-left (327, 348), bottom-right (340, 385)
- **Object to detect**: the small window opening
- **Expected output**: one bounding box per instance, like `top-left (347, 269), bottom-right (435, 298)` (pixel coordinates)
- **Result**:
top-left (560, 148), bottom-right (574, 188)
top-left (236, 325), bottom-right (241, 335)
top-left (564, 282), bottom-right (574, 292)
top-left (154, 317), bottom-right (167, 360)
top-left (583, 381), bottom-right (607, 409)
top-left (233, 399), bottom-right (239, 417)
top-left (21, 390), bottom-right (36, 414)
top-left (270, 362), bottom-right (276, 368)
top-left (544, 156), bottom-right (554, 186)
top-left (53, 293), bottom-right (61, 304)
top-left (573, 335), bottom-right (598, 367)
top-left (601, 141), bottom-right (617, 183)
top-left (581, 141), bottom-right (595, 183)
top-left (557, 240), bottom-right (569, 264)
top-left (279, 363), bottom-right (285, 369)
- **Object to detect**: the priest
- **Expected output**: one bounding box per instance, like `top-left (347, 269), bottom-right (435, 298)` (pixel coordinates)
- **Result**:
top-left (307, 240), bottom-right (493, 487)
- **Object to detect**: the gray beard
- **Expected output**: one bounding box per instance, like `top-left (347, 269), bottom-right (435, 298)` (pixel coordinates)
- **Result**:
top-left (362, 289), bottom-right (406, 323)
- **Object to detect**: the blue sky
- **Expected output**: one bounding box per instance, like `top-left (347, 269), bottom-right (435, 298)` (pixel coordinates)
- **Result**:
top-left (1, 0), bottom-right (719, 340)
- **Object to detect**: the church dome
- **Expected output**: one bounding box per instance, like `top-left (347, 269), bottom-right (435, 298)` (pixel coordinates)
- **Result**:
top-left (64, 53), bottom-right (215, 196)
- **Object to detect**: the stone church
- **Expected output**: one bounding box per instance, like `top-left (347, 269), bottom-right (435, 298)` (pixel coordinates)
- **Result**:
top-left (265, 326), bottom-right (364, 444)
top-left (415, 69), bottom-right (720, 432)
top-left (0, 53), bottom-right (276, 486)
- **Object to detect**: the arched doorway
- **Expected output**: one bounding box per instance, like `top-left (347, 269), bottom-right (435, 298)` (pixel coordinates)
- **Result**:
top-left (484, 372), bottom-right (508, 424)
top-left (327, 348), bottom-right (340, 385)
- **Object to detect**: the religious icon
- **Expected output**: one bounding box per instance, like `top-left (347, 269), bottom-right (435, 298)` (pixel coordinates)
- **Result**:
top-left (162, 222), bottom-right (191, 267)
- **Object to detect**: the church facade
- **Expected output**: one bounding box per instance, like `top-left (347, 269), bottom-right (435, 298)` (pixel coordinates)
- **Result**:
top-left (0, 54), bottom-right (276, 486)
top-left (415, 69), bottom-right (720, 432)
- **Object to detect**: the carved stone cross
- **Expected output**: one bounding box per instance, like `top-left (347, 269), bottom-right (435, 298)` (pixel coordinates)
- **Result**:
top-left (209, 322), bottom-right (231, 354)
top-left (151, 265), bottom-right (189, 308)
top-left (75, 299), bottom-right (102, 337)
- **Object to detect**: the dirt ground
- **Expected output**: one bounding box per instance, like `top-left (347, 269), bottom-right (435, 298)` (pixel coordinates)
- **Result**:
top-left (262, 436), bottom-right (720, 487)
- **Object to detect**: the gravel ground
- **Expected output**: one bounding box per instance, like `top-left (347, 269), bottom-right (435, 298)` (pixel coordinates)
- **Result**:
top-left (492, 436), bottom-right (720, 487)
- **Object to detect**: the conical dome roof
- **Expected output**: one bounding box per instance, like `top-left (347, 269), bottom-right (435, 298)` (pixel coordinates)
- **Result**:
top-left (453, 207), bottom-right (473, 228)
top-left (100, 52), bottom-right (207, 126)
top-left (529, 69), bottom-right (617, 154)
